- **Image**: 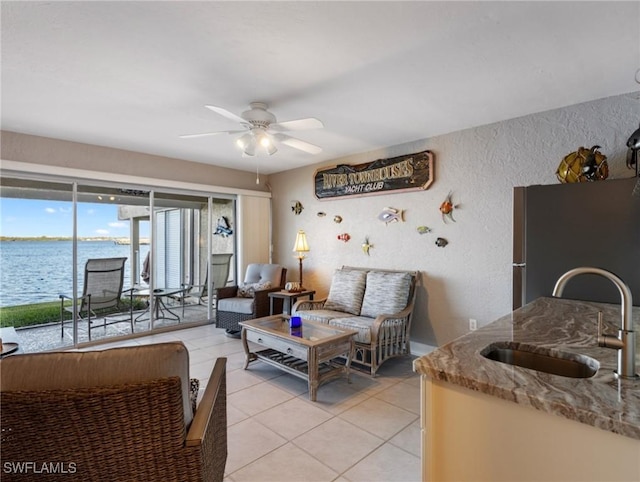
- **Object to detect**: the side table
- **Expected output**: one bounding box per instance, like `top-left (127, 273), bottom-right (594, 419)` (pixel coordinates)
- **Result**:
top-left (268, 289), bottom-right (315, 315)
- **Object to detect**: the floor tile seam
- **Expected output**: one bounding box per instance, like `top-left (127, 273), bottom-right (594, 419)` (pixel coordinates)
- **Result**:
top-left (370, 392), bottom-right (421, 416)
top-left (225, 437), bottom-right (291, 479)
top-left (386, 437), bottom-right (422, 460)
top-left (227, 380), bottom-right (298, 416)
top-left (256, 404), bottom-right (341, 441)
top-left (336, 409), bottom-right (419, 443)
top-left (324, 438), bottom-right (391, 480)
top-left (288, 437), bottom-right (370, 480)
top-left (338, 439), bottom-right (422, 482)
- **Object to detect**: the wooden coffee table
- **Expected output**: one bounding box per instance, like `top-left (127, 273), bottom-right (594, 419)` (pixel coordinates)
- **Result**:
top-left (240, 315), bottom-right (357, 401)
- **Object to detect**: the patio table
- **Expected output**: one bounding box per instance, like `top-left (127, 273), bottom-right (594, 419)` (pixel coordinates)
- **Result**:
top-left (132, 287), bottom-right (185, 322)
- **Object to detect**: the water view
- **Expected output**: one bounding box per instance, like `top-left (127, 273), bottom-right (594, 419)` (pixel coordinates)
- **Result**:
top-left (0, 240), bottom-right (149, 307)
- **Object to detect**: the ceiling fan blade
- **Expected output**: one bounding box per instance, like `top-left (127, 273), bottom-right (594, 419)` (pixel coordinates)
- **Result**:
top-left (205, 105), bottom-right (249, 125)
top-left (271, 117), bottom-right (324, 132)
top-left (274, 133), bottom-right (323, 155)
top-left (179, 132), bottom-right (226, 139)
top-left (179, 129), bottom-right (245, 139)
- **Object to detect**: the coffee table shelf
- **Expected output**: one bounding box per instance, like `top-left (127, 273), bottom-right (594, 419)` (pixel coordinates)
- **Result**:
top-left (240, 315), bottom-right (357, 401)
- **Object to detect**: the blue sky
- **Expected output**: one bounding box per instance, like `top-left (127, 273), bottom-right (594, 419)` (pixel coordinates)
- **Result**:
top-left (0, 198), bottom-right (144, 238)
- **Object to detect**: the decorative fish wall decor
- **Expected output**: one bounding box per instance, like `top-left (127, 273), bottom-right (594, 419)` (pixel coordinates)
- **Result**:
top-left (362, 237), bottom-right (373, 255)
top-left (337, 233), bottom-right (351, 242)
top-left (214, 216), bottom-right (233, 237)
top-left (416, 226), bottom-right (431, 235)
top-left (435, 237), bottom-right (448, 247)
top-left (439, 192), bottom-right (456, 223)
top-left (378, 207), bottom-right (404, 225)
top-left (291, 201), bottom-right (304, 215)
top-left (333, 215), bottom-right (343, 224)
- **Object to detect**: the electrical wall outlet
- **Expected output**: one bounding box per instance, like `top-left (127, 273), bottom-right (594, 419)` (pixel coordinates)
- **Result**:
top-left (469, 318), bottom-right (477, 331)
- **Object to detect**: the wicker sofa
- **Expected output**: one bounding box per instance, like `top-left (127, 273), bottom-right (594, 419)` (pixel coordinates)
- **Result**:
top-left (292, 266), bottom-right (419, 376)
top-left (0, 342), bottom-right (227, 482)
top-left (215, 263), bottom-right (287, 335)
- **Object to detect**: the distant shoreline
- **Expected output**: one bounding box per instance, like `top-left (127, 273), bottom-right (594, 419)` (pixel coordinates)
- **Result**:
top-left (0, 237), bottom-right (150, 244)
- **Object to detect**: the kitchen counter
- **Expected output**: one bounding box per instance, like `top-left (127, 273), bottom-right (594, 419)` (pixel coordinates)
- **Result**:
top-left (414, 296), bottom-right (640, 440)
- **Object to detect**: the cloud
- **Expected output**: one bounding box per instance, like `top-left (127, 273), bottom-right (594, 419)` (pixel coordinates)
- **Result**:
top-left (108, 222), bottom-right (127, 229)
top-left (86, 209), bottom-right (95, 215)
top-left (45, 207), bottom-right (56, 214)
top-left (95, 229), bottom-right (109, 235)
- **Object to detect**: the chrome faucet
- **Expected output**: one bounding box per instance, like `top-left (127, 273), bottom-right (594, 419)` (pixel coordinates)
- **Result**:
top-left (552, 267), bottom-right (637, 380)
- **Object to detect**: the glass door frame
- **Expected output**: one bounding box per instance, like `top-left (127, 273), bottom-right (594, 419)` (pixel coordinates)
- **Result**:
top-left (0, 171), bottom-right (237, 350)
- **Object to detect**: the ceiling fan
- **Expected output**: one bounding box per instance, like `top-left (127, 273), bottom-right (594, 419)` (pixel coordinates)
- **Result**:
top-left (180, 102), bottom-right (323, 157)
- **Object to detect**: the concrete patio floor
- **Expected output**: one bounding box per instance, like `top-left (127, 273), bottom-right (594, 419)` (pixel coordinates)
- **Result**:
top-left (11, 302), bottom-right (211, 353)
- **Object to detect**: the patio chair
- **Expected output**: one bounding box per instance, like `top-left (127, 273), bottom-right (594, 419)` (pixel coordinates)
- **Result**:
top-left (0, 342), bottom-right (227, 482)
top-left (180, 253), bottom-right (233, 315)
top-left (60, 257), bottom-right (131, 340)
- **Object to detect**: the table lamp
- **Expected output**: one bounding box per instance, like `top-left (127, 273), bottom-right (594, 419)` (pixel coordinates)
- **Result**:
top-left (292, 230), bottom-right (310, 292)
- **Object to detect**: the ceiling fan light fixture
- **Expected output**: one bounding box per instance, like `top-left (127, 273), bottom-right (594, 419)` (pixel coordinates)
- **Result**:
top-left (265, 141), bottom-right (277, 156)
top-left (185, 102), bottom-right (323, 157)
top-left (236, 132), bottom-right (252, 150)
top-left (242, 137), bottom-right (257, 157)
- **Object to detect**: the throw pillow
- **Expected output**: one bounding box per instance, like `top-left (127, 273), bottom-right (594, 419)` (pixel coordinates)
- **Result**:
top-left (360, 271), bottom-right (412, 318)
top-left (238, 281), bottom-right (272, 298)
top-left (323, 269), bottom-right (367, 315)
top-left (190, 378), bottom-right (200, 414)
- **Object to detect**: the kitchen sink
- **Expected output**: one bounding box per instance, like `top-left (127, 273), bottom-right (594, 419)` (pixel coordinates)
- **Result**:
top-left (481, 342), bottom-right (599, 378)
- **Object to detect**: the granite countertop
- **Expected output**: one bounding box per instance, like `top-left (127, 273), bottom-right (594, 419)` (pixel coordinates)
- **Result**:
top-left (413, 297), bottom-right (640, 440)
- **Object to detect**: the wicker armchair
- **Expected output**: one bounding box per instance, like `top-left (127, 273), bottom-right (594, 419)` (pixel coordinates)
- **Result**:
top-left (293, 266), bottom-right (419, 377)
top-left (0, 343), bottom-right (227, 482)
top-left (215, 264), bottom-right (287, 335)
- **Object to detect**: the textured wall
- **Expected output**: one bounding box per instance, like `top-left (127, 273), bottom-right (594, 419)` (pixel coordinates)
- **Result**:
top-left (269, 92), bottom-right (640, 349)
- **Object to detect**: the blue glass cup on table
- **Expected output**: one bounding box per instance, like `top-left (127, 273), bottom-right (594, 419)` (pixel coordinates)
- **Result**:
top-left (289, 316), bottom-right (302, 337)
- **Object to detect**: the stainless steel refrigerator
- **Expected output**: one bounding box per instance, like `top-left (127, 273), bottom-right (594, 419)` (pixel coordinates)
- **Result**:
top-left (513, 177), bottom-right (640, 309)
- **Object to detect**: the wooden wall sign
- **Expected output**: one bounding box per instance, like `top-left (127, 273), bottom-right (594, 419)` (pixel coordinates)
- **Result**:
top-left (314, 150), bottom-right (434, 200)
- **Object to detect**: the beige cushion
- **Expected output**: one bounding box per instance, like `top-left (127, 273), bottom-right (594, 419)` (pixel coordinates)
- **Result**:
top-left (294, 309), bottom-right (353, 324)
top-left (329, 316), bottom-right (375, 343)
top-left (324, 269), bottom-right (367, 315)
top-left (217, 297), bottom-right (254, 314)
top-left (360, 271), bottom-right (411, 318)
top-left (0, 341), bottom-right (193, 426)
top-left (244, 264), bottom-right (283, 286)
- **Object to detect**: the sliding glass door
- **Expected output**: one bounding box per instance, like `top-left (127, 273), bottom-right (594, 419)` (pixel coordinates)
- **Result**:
top-left (0, 175), bottom-right (237, 353)
top-left (0, 178), bottom-right (75, 351)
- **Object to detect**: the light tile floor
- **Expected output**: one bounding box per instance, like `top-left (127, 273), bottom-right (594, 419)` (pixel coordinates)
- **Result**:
top-left (90, 323), bottom-right (422, 482)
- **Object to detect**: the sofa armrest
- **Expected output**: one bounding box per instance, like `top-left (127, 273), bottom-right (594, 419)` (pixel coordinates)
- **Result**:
top-left (370, 304), bottom-right (415, 342)
top-left (292, 298), bottom-right (327, 313)
top-left (186, 357), bottom-right (227, 480)
top-left (253, 286), bottom-right (283, 317)
top-left (216, 286), bottom-right (238, 300)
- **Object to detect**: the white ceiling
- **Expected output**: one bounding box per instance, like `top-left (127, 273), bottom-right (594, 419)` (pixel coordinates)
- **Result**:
top-left (2, 1), bottom-right (639, 175)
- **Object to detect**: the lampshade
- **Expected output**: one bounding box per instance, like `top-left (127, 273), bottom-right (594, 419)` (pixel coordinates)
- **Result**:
top-left (292, 230), bottom-right (310, 254)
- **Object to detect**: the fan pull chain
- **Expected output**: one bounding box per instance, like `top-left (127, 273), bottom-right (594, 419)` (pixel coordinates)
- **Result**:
top-left (256, 163), bottom-right (260, 185)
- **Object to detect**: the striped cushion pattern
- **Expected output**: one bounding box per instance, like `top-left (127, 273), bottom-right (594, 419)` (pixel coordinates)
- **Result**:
top-left (328, 316), bottom-right (375, 343)
top-left (323, 269), bottom-right (367, 315)
top-left (360, 271), bottom-right (411, 318)
top-left (295, 309), bottom-right (352, 324)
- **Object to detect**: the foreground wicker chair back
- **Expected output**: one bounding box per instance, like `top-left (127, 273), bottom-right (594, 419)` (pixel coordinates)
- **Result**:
top-left (0, 343), bottom-right (227, 482)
